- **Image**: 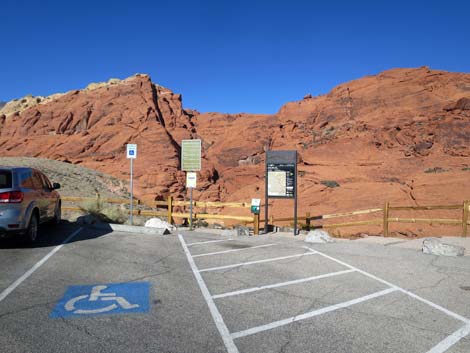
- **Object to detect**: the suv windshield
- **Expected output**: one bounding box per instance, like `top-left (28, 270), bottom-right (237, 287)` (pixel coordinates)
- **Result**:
top-left (0, 170), bottom-right (12, 189)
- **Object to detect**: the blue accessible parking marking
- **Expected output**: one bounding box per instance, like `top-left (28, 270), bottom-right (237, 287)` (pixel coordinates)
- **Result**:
top-left (50, 282), bottom-right (150, 318)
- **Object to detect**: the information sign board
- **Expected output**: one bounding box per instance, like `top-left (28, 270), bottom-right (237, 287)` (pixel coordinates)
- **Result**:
top-left (266, 152), bottom-right (296, 199)
top-left (265, 150), bottom-right (298, 235)
top-left (181, 140), bottom-right (201, 171)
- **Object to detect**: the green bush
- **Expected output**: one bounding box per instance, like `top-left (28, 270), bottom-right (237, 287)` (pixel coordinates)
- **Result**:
top-left (79, 199), bottom-right (126, 224)
top-left (424, 167), bottom-right (447, 173)
top-left (79, 199), bottom-right (105, 215)
top-left (320, 180), bottom-right (340, 188)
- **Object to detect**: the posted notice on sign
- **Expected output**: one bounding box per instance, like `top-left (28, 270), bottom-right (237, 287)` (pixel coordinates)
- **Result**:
top-left (126, 144), bottom-right (137, 159)
top-left (181, 139), bottom-right (201, 171)
top-left (186, 172), bottom-right (197, 188)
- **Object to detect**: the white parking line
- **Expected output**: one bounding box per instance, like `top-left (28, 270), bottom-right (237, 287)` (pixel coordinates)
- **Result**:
top-left (178, 234), bottom-right (239, 353)
top-left (192, 243), bottom-right (277, 258)
top-left (231, 287), bottom-right (398, 339)
top-left (0, 227), bottom-right (83, 302)
top-left (303, 246), bottom-right (470, 324)
top-left (199, 251), bottom-right (318, 273)
top-left (426, 323), bottom-right (470, 353)
top-left (187, 239), bottom-right (233, 246)
top-left (212, 269), bottom-right (356, 299)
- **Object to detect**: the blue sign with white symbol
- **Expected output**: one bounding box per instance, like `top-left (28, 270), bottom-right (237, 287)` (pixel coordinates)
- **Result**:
top-left (126, 143), bottom-right (137, 159)
top-left (50, 282), bottom-right (150, 318)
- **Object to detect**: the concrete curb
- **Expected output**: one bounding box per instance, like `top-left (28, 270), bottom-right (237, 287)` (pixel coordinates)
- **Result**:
top-left (88, 223), bottom-right (169, 235)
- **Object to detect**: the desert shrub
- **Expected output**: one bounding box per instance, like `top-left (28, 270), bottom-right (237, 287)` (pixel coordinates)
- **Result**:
top-left (320, 180), bottom-right (340, 188)
top-left (79, 199), bottom-right (126, 224)
top-left (195, 219), bottom-right (209, 228)
top-left (79, 199), bottom-right (105, 215)
top-left (101, 206), bottom-right (127, 224)
top-left (424, 167), bottom-right (447, 173)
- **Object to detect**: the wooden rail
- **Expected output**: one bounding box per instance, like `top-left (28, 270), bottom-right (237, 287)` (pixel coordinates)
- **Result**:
top-left (62, 194), bottom-right (258, 234)
top-left (156, 196), bottom-right (256, 232)
top-left (62, 196), bottom-right (140, 205)
top-left (61, 194), bottom-right (470, 238)
top-left (248, 202), bottom-right (470, 237)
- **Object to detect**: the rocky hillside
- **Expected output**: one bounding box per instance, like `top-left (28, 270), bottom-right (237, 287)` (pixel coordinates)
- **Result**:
top-left (0, 157), bottom-right (129, 198)
top-left (1, 67), bottom-right (469, 235)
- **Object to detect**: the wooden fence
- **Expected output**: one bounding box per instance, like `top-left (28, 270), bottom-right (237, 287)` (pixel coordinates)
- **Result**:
top-left (61, 195), bottom-right (258, 233)
top-left (62, 195), bottom-right (470, 237)
top-left (154, 197), bottom-right (257, 232)
top-left (248, 201), bottom-right (470, 237)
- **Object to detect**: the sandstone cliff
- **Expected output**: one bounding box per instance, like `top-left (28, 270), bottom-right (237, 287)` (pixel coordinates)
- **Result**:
top-left (1, 67), bottom-right (469, 235)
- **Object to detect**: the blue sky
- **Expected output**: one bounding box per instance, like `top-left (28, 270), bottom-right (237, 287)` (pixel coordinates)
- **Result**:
top-left (1, 0), bottom-right (469, 114)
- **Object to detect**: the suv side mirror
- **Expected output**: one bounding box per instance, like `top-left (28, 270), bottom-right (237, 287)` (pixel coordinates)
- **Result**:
top-left (52, 183), bottom-right (61, 190)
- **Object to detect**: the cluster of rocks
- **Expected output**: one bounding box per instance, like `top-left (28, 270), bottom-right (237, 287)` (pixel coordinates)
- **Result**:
top-left (422, 238), bottom-right (465, 256)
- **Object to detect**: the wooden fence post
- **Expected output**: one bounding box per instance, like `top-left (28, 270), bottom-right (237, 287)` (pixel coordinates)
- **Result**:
top-left (306, 212), bottom-right (311, 231)
top-left (254, 213), bottom-right (259, 235)
top-left (383, 202), bottom-right (389, 237)
top-left (463, 201), bottom-right (469, 237)
top-left (167, 196), bottom-right (173, 224)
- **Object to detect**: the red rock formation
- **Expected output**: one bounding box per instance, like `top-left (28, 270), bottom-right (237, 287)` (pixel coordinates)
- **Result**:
top-left (1, 67), bottom-right (469, 235)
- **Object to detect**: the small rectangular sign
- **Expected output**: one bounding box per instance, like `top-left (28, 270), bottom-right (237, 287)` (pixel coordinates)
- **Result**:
top-left (186, 172), bottom-right (197, 188)
top-left (126, 144), bottom-right (137, 159)
top-left (181, 139), bottom-right (201, 171)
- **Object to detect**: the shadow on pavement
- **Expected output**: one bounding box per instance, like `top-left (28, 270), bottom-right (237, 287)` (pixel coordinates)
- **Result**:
top-left (0, 220), bottom-right (113, 249)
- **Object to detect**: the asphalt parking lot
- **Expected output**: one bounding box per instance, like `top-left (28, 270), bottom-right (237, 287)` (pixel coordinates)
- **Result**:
top-left (1, 225), bottom-right (470, 353)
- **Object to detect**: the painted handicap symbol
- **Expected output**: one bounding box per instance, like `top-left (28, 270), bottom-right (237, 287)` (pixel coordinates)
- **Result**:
top-left (50, 282), bottom-right (150, 318)
top-left (65, 285), bottom-right (140, 314)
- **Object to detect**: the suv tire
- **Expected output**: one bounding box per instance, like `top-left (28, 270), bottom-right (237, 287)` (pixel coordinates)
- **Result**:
top-left (53, 202), bottom-right (61, 225)
top-left (26, 213), bottom-right (39, 244)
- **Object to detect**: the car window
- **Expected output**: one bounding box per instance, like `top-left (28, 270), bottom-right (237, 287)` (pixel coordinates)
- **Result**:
top-left (32, 171), bottom-right (45, 190)
top-left (39, 173), bottom-right (52, 189)
top-left (0, 170), bottom-right (12, 188)
top-left (20, 171), bottom-right (35, 189)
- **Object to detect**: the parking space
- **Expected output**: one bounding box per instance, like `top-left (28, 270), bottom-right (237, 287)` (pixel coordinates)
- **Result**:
top-left (180, 231), bottom-right (470, 353)
top-left (1, 227), bottom-right (470, 353)
top-left (0, 223), bottom-right (81, 295)
top-left (0, 227), bottom-right (227, 353)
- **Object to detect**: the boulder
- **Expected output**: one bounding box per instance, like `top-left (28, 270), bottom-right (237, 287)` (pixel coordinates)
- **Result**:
top-left (236, 226), bottom-right (250, 236)
top-left (144, 218), bottom-right (176, 233)
top-left (422, 238), bottom-right (465, 256)
top-left (221, 229), bottom-right (236, 237)
top-left (304, 230), bottom-right (334, 243)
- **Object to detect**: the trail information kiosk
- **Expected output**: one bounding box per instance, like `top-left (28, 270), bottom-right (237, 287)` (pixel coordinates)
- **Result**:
top-left (265, 150), bottom-right (298, 235)
top-left (181, 139), bottom-right (202, 230)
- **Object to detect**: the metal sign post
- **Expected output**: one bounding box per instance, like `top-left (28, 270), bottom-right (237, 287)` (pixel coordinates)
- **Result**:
top-left (126, 144), bottom-right (137, 225)
top-left (181, 140), bottom-right (201, 230)
top-left (186, 172), bottom-right (197, 230)
top-left (265, 150), bottom-right (298, 236)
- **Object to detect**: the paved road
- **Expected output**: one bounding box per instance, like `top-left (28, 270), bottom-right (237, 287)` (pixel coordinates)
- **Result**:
top-left (1, 226), bottom-right (469, 353)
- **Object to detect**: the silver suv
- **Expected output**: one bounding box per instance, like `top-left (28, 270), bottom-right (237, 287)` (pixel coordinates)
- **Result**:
top-left (0, 167), bottom-right (61, 243)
